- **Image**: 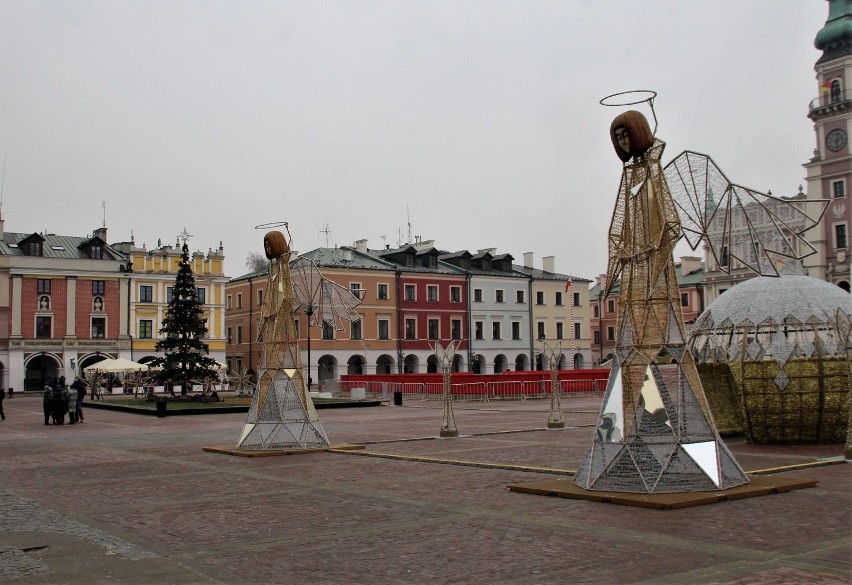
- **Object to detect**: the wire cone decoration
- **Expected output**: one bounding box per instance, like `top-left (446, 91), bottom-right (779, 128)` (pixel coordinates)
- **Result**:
top-left (236, 227), bottom-right (362, 450)
top-left (541, 340), bottom-right (565, 428)
top-left (434, 341), bottom-right (459, 437)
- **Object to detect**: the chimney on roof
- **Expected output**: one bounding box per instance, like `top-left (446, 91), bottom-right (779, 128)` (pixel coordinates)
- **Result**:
top-left (478, 248), bottom-right (497, 255)
top-left (542, 255), bottom-right (555, 273)
top-left (679, 256), bottom-right (702, 276)
top-left (523, 252), bottom-right (534, 268)
top-left (93, 227), bottom-right (107, 242)
top-left (354, 239), bottom-right (368, 253)
top-left (343, 249), bottom-right (353, 261)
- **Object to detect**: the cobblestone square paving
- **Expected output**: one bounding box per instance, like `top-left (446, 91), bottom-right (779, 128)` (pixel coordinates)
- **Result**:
top-left (0, 393), bottom-right (848, 584)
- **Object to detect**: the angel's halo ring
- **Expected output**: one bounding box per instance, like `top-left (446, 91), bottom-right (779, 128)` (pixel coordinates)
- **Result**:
top-left (600, 90), bottom-right (657, 107)
top-left (255, 221), bottom-right (289, 230)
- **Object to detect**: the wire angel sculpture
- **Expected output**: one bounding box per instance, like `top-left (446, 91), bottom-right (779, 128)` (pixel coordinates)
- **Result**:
top-left (237, 226), bottom-right (363, 451)
top-left (575, 97), bottom-right (827, 494)
top-left (540, 340), bottom-right (564, 429)
top-left (433, 341), bottom-right (459, 437)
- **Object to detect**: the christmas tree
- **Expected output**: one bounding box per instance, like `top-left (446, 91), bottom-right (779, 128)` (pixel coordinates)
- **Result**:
top-left (152, 241), bottom-right (218, 394)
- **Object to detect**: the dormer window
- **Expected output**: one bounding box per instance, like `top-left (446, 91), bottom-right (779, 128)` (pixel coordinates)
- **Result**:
top-left (89, 244), bottom-right (103, 259)
top-left (25, 240), bottom-right (43, 256)
top-left (405, 254), bottom-right (414, 267)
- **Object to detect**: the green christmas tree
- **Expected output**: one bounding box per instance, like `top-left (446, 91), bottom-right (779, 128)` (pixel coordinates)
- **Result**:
top-left (152, 242), bottom-right (218, 394)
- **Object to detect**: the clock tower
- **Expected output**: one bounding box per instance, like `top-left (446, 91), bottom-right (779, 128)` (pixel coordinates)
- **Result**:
top-left (804, 0), bottom-right (852, 291)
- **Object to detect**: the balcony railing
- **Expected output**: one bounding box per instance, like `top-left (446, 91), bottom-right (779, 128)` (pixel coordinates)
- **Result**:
top-left (809, 90), bottom-right (852, 115)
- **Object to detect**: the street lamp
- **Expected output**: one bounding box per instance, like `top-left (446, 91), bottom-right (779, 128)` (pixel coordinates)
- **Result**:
top-left (304, 305), bottom-right (315, 390)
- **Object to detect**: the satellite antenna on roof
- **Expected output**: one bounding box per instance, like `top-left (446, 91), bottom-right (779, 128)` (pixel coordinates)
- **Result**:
top-left (406, 204), bottom-right (412, 245)
top-left (319, 223), bottom-right (334, 247)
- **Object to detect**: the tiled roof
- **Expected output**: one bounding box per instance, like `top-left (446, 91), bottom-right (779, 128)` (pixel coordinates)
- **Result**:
top-left (0, 232), bottom-right (126, 261)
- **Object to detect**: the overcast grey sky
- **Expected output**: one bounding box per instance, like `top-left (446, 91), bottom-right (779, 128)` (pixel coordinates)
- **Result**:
top-left (0, 1), bottom-right (828, 279)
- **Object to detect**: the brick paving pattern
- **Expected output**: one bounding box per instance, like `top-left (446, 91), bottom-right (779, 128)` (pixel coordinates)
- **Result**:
top-left (0, 393), bottom-right (849, 584)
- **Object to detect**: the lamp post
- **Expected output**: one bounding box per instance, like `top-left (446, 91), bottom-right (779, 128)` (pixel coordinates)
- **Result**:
top-left (304, 305), bottom-right (314, 390)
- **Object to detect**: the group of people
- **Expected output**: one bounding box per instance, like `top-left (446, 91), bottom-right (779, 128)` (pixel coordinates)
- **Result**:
top-left (43, 376), bottom-right (87, 425)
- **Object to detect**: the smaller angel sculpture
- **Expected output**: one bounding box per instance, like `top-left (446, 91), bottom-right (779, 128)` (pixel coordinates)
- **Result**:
top-left (237, 224), bottom-right (362, 451)
top-left (574, 91), bottom-right (828, 494)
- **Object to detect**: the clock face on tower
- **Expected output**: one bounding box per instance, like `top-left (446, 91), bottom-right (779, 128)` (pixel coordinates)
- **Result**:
top-left (826, 128), bottom-right (847, 152)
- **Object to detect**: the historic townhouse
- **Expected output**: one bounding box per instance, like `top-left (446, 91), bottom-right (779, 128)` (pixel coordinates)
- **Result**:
top-left (116, 238), bottom-right (228, 368)
top-left (222, 267), bottom-right (266, 378)
top-left (300, 244), bottom-right (399, 383)
top-left (0, 224), bottom-right (131, 391)
top-left (375, 241), bottom-right (468, 374)
top-left (225, 238), bottom-right (595, 387)
top-left (515, 253), bottom-right (593, 370)
top-left (439, 248), bottom-right (530, 374)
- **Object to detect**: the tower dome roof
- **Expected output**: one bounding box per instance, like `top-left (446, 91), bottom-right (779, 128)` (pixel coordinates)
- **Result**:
top-left (815, 0), bottom-right (852, 61)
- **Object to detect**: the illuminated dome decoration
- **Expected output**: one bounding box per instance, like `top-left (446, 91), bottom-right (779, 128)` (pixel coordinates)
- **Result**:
top-left (689, 273), bottom-right (851, 443)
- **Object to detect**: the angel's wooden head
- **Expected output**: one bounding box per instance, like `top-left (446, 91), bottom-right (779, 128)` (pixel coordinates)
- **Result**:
top-left (610, 110), bottom-right (654, 162)
top-left (263, 231), bottom-right (290, 260)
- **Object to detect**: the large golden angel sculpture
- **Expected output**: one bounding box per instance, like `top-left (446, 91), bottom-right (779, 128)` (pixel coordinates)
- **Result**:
top-left (236, 227), bottom-right (362, 450)
top-left (575, 103), bottom-right (826, 493)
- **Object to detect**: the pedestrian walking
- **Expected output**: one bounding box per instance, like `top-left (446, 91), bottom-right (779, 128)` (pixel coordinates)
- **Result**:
top-left (66, 383), bottom-right (78, 424)
top-left (43, 385), bottom-right (53, 425)
top-left (71, 378), bottom-right (86, 422)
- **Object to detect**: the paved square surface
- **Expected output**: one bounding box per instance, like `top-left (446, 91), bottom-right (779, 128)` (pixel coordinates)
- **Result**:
top-left (1, 393), bottom-right (849, 584)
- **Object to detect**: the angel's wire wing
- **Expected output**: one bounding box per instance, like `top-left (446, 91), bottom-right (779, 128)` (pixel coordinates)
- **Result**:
top-left (290, 257), bottom-right (362, 329)
top-left (663, 151), bottom-right (829, 276)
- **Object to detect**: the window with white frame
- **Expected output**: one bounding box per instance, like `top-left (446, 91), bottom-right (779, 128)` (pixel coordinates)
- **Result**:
top-left (607, 299), bottom-right (615, 313)
top-left (139, 285), bottom-right (153, 303)
top-left (573, 292), bottom-right (580, 306)
top-left (835, 223), bottom-right (848, 248)
top-left (139, 320), bottom-right (153, 339)
top-left (451, 319), bottom-right (462, 340)
top-left (681, 292), bottom-right (689, 307)
top-left (428, 318), bottom-right (439, 340)
top-left (607, 326), bottom-right (615, 341)
top-left (516, 290), bottom-right (524, 303)
top-left (537, 321), bottom-right (545, 339)
top-left (536, 291), bottom-right (544, 305)
top-left (36, 316), bottom-right (51, 338)
top-left (350, 283), bottom-right (362, 300)
top-left (257, 289), bottom-right (264, 306)
top-left (427, 285), bottom-right (438, 302)
top-left (378, 317), bottom-right (390, 340)
top-left (512, 321), bottom-right (521, 340)
top-left (555, 291), bottom-right (563, 306)
top-left (377, 283), bottom-right (389, 300)
top-left (556, 322), bottom-right (564, 340)
top-left (322, 321), bottom-right (334, 340)
top-left (37, 279), bottom-right (51, 294)
top-left (473, 288), bottom-right (483, 302)
top-left (92, 280), bottom-right (105, 295)
top-left (166, 286), bottom-right (173, 303)
top-left (91, 317), bottom-right (106, 339)
top-left (574, 322), bottom-right (581, 340)
top-left (833, 179), bottom-right (846, 198)
top-left (237, 293), bottom-right (242, 308)
top-left (492, 321), bottom-right (501, 340)
top-left (226, 295), bottom-right (232, 310)
top-left (350, 320), bottom-right (362, 340)
top-left (450, 286), bottom-right (461, 303)
top-left (495, 289), bottom-right (504, 303)
top-left (474, 321), bottom-right (484, 340)
top-left (594, 330), bottom-right (601, 344)
top-left (404, 284), bottom-right (416, 301)
top-left (197, 287), bottom-right (206, 304)
top-left (405, 318), bottom-right (417, 340)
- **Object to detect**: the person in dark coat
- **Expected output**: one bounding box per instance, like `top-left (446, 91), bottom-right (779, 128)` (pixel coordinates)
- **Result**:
top-left (0, 389), bottom-right (5, 421)
top-left (71, 378), bottom-right (86, 422)
top-left (43, 385), bottom-right (53, 425)
top-left (51, 385), bottom-right (66, 425)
